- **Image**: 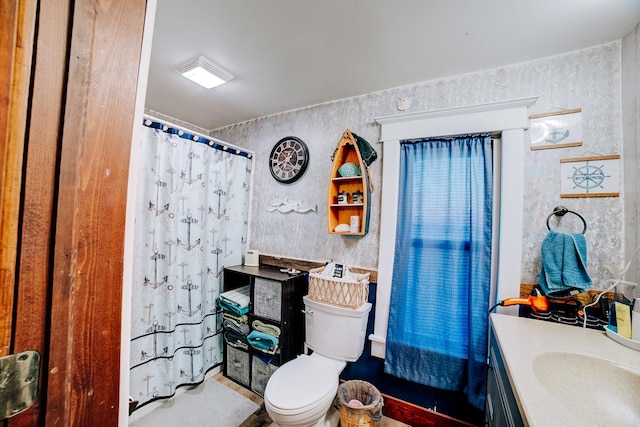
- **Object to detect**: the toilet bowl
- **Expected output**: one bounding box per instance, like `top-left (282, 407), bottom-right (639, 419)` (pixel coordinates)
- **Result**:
top-left (264, 354), bottom-right (344, 426)
top-left (263, 296), bottom-right (372, 427)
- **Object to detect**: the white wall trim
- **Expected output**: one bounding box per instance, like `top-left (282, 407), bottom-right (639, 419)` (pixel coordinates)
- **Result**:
top-left (369, 97), bottom-right (538, 359)
top-left (376, 97), bottom-right (539, 123)
top-left (375, 97), bottom-right (539, 141)
top-left (120, 0), bottom-right (157, 424)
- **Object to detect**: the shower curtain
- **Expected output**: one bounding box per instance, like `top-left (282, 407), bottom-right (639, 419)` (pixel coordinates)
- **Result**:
top-left (129, 119), bottom-right (252, 408)
top-left (384, 134), bottom-right (493, 410)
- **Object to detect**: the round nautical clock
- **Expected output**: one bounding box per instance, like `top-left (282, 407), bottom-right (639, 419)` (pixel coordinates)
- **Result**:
top-left (268, 136), bottom-right (309, 184)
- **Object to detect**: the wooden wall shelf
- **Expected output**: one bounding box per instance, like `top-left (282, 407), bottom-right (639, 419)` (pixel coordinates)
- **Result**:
top-left (327, 129), bottom-right (370, 236)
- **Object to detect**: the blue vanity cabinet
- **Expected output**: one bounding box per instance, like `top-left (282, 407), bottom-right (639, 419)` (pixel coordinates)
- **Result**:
top-left (485, 324), bottom-right (525, 427)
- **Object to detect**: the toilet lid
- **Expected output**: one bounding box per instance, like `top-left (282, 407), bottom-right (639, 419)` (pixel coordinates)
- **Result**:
top-left (266, 355), bottom-right (338, 411)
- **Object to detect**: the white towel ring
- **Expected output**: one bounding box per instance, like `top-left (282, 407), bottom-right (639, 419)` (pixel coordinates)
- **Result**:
top-left (546, 206), bottom-right (587, 234)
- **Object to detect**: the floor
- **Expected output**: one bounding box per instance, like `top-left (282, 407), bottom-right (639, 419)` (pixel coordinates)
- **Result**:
top-left (213, 373), bottom-right (410, 427)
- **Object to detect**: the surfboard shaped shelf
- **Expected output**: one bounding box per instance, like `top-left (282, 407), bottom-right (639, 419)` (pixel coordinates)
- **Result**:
top-left (327, 129), bottom-right (370, 236)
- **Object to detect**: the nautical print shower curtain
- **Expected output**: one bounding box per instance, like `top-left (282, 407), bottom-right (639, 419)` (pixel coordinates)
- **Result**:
top-left (129, 119), bottom-right (252, 408)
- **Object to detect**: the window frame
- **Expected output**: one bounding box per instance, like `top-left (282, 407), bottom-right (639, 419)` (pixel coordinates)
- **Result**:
top-left (370, 97), bottom-right (537, 359)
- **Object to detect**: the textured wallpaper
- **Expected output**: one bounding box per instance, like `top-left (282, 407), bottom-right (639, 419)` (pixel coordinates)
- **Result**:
top-left (211, 42), bottom-right (627, 290)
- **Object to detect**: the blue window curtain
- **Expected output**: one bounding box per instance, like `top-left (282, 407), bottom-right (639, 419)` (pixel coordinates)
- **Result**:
top-left (384, 134), bottom-right (493, 410)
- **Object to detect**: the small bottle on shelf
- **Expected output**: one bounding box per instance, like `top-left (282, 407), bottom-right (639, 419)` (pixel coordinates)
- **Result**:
top-left (337, 190), bottom-right (348, 204)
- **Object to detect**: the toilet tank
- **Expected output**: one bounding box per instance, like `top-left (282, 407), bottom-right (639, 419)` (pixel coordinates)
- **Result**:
top-left (303, 295), bottom-right (372, 362)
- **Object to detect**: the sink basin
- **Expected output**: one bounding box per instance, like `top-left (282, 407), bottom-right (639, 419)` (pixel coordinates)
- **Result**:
top-left (533, 352), bottom-right (640, 425)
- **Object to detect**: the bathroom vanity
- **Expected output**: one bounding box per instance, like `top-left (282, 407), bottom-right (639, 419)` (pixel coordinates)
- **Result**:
top-left (486, 313), bottom-right (640, 426)
top-left (222, 265), bottom-right (308, 396)
top-left (485, 319), bottom-right (525, 426)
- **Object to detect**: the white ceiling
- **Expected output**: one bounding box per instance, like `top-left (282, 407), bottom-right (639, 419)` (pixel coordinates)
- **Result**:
top-left (145, 0), bottom-right (640, 131)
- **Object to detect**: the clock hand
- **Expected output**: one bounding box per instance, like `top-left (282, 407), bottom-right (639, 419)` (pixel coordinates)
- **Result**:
top-left (284, 158), bottom-right (297, 168)
top-left (274, 153), bottom-right (292, 168)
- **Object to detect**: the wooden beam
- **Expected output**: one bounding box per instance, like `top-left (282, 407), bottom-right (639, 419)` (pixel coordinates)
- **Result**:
top-left (45, 1), bottom-right (146, 425)
top-left (381, 392), bottom-right (477, 427)
top-left (0, 0), bottom-right (37, 358)
top-left (9, 0), bottom-right (68, 424)
top-left (259, 253), bottom-right (378, 284)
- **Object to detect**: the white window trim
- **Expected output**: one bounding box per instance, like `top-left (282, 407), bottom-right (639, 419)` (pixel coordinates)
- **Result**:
top-left (370, 97), bottom-right (538, 359)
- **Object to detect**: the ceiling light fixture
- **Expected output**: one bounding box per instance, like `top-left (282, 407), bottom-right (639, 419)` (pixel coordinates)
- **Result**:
top-left (175, 56), bottom-right (233, 89)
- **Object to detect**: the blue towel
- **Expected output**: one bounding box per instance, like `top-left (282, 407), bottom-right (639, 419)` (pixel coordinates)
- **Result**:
top-left (539, 230), bottom-right (592, 298)
top-left (247, 330), bottom-right (279, 353)
top-left (218, 299), bottom-right (249, 316)
top-left (218, 286), bottom-right (250, 316)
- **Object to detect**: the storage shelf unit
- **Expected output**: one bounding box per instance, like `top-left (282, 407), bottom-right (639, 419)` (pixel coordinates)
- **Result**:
top-left (327, 129), bottom-right (370, 236)
top-left (222, 265), bottom-right (308, 396)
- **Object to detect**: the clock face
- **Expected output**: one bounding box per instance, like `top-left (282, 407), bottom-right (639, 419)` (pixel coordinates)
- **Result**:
top-left (269, 136), bottom-right (309, 183)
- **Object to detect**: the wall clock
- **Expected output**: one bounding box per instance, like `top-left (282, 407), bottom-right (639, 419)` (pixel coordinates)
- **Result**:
top-left (269, 136), bottom-right (309, 184)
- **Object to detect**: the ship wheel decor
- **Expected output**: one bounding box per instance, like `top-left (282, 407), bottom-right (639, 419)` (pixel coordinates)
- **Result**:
top-left (560, 154), bottom-right (620, 198)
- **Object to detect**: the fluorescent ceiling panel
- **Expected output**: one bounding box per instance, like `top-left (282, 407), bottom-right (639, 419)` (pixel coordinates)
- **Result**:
top-left (175, 56), bottom-right (233, 89)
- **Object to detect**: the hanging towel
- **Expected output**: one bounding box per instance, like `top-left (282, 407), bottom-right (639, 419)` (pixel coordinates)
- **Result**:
top-left (539, 230), bottom-right (592, 298)
top-left (251, 320), bottom-right (281, 337)
top-left (247, 330), bottom-right (279, 354)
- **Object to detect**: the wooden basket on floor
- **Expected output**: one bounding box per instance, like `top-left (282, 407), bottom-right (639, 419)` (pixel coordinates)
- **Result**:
top-left (336, 380), bottom-right (383, 427)
top-left (308, 267), bottom-right (369, 309)
top-left (338, 408), bottom-right (375, 427)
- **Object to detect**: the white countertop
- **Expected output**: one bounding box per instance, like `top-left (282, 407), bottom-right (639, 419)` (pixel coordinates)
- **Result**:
top-left (490, 313), bottom-right (640, 426)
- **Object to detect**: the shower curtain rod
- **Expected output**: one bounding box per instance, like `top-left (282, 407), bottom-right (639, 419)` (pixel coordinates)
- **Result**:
top-left (143, 114), bottom-right (254, 158)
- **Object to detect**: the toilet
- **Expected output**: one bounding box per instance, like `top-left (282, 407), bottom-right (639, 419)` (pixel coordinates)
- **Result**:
top-left (264, 295), bottom-right (372, 427)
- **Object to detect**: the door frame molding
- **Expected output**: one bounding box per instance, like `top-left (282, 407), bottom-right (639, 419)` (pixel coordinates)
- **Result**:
top-left (370, 97), bottom-right (538, 358)
top-left (1, 1), bottom-right (147, 425)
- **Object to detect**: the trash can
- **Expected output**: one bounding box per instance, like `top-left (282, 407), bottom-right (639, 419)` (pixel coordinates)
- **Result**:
top-left (336, 380), bottom-right (384, 427)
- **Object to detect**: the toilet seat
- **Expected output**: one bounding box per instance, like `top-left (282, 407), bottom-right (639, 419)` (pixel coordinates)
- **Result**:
top-left (265, 354), bottom-right (339, 413)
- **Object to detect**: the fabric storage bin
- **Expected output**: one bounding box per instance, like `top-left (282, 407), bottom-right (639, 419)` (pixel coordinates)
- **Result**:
top-left (253, 277), bottom-right (282, 321)
top-left (250, 354), bottom-right (278, 396)
top-left (308, 267), bottom-right (370, 309)
top-left (226, 344), bottom-right (250, 386)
